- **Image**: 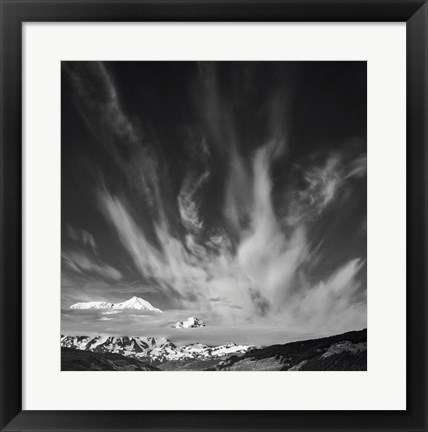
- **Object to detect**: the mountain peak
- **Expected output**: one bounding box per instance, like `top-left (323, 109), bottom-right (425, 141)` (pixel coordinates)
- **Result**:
top-left (172, 316), bottom-right (206, 328)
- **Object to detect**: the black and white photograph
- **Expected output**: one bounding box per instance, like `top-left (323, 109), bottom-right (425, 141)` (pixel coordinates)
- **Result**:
top-left (61, 61), bottom-right (367, 372)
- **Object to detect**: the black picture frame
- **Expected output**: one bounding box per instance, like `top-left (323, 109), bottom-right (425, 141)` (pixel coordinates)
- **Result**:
top-left (0, 1), bottom-right (427, 431)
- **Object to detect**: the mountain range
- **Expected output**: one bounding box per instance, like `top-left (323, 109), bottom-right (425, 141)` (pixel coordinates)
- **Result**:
top-left (60, 335), bottom-right (255, 364)
top-left (61, 329), bottom-right (367, 371)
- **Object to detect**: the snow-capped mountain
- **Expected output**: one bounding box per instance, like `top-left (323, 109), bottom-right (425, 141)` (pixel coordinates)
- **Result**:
top-left (172, 317), bottom-right (205, 328)
top-left (112, 297), bottom-right (163, 312)
top-left (60, 335), bottom-right (255, 363)
top-left (69, 296), bottom-right (163, 313)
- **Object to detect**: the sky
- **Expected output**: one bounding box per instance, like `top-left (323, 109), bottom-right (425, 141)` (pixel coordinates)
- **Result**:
top-left (61, 61), bottom-right (367, 346)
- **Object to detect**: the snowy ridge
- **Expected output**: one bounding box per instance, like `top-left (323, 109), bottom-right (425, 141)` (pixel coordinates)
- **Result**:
top-left (69, 296), bottom-right (163, 313)
top-left (61, 335), bottom-right (255, 363)
top-left (172, 317), bottom-right (205, 328)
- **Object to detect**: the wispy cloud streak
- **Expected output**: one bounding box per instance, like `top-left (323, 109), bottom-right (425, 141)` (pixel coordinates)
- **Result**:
top-left (62, 250), bottom-right (123, 282)
top-left (65, 62), bottom-right (367, 335)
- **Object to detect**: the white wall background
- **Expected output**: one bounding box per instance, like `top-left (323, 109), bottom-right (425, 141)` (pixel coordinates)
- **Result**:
top-left (23, 22), bottom-right (406, 410)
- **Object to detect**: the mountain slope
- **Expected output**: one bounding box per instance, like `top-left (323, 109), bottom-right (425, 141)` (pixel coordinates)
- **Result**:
top-left (69, 296), bottom-right (163, 313)
top-left (212, 329), bottom-right (367, 371)
top-left (61, 348), bottom-right (159, 371)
